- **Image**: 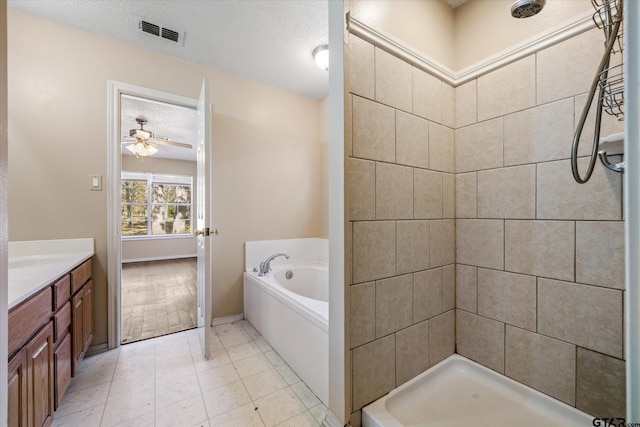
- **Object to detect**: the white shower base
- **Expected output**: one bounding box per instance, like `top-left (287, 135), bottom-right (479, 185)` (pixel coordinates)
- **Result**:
top-left (363, 354), bottom-right (593, 427)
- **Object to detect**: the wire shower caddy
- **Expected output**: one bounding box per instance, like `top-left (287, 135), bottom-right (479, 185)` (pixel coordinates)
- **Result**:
top-left (571, 0), bottom-right (625, 183)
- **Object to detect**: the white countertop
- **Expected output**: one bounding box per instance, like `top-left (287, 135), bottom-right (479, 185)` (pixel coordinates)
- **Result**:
top-left (8, 238), bottom-right (95, 310)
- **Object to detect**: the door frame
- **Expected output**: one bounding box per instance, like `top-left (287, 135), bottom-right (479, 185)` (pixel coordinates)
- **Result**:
top-left (106, 81), bottom-right (199, 349)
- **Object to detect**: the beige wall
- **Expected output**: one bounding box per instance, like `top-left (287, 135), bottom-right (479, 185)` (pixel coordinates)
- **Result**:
top-left (346, 33), bottom-right (456, 422)
top-left (454, 27), bottom-right (625, 417)
top-left (454, 0), bottom-right (592, 69)
top-left (7, 10), bottom-right (325, 345)
top-left (348, 0), bottom-right (455, 69)
top-left (0, 3), bottom-right (8, 422)
top-left (348, 0), bottom-right (592, 72)
top-left (121, 156), bottom-right (197, 262)
top-left (319, 96), bottom-right (329, 237)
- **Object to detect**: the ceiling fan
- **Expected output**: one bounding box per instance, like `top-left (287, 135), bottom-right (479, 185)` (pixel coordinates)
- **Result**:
top-left (122, 117), bottom-right (193, 157)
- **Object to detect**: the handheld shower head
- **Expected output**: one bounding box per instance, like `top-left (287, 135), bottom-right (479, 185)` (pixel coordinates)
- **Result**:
top-left (511, 0), bottom-right (546, 18)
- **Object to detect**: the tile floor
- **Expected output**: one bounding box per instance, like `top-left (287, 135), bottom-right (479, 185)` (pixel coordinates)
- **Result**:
top-left (121, 258), bottom-right (197, 343)
top-left (52, 320), bottom-right (329, 427)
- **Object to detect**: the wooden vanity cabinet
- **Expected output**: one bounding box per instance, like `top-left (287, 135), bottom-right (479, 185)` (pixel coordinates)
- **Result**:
top-left (8, 256), bottom-right (93, 426)
top-left (70, 259), bottom-right (93, 376)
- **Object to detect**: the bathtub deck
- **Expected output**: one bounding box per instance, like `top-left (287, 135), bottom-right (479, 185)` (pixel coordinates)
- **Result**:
top-left (363, 355), bottom-right (593, 427)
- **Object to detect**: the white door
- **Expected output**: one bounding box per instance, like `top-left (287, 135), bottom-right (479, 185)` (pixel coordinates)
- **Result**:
top-left (196, 78), bottom-right (213, 358)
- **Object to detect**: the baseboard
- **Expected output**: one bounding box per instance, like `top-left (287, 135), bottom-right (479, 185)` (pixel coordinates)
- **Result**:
top-left (211, 313), bottom-right (244, 327)
top-left (322, 409), bottom-right (344, 427)
top-left (86, 343), bottom-right (109, 356)
top-left (122, 254), bottom-right (197, 263)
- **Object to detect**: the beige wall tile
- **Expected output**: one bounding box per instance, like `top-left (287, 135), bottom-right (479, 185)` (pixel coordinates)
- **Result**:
top-left (576, 221), bottom-right (624, 289)
top-left (429, 123), bottom-right (454, 173)
top-left (505, 220), bottom-right (574, 281)
top-left (414, 268), bottom-right (443, 323)
top-left (396, 320), bottom-right (429, 385)
top-left (349, 282), bottom-right (375, 349)
top-left (414, 169), bottom-right (442, 219)
top-left (352, 221), bottom-right (396, 283)
top-left (376, 162), bottom-right (414, 220)
top-left (575, 93), bottom-right (625, 158)
top-left (346, 94), bottom-right (353, 157)
top-left (456, 310), bottom-right (505, 373)
top-left (347, 158), bottom-right (375, 221)
top-left (429, 310), bottom-right (455, 367)
top-left (455, 80), bottom-right (476, 128)
top-left (350, 411), bottom-right (361, 427)
top-left (456, 265), bottom-right (477, 313)
top-left (352, 96), bottom-right (395, 162)
top-left (397, 220), bottom-right (430, 274)
top-left (456, 219), bottom-right (504, 270)
top-left (442, 265), bottom-right (455, 311)
top-left (442, 173), bottom-right (455, 219)
top-left (505, 326), bottom-right (576, 405)
top-left (477, 269), bottom-right (536, 331)
top-left (349, 35), bottom-right (375, 99)
top-left (576, 348), bottom-right (626, 418)
top-left (441, 82), bottom-right (455, 128)
top-left (504, 99), bottom-right (575, 166)
top-left (538, 278), bottom-right (623, 358)
top-left (396, 111), bottom-right (429, 169)
top-left (478, 56), bottom-right (536, 121)
top-left (455, 118), bottom-right (503, 173)
top-left (430, 220), bottom-right (455, 268)
top-left (456, 172), bottom-right (476, 218)
top-left (477, 165), bottom-right (535, 219)
top-left (375, 48), bottom-right (412, 112)
top-left (537, 158), bottom-right (622, 220)
top-left (412, 67), bottom-right (441, 122)
top-left (376, 274), bottom-right (413, 338)
top-left (352, 335), bottom-right (396, 410)
top-left (537, 29), bottom-right (604, 105)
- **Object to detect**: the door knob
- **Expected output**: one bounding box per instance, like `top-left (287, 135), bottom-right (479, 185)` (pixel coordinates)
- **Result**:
top-left (196, 228), bottom-right (219, 236)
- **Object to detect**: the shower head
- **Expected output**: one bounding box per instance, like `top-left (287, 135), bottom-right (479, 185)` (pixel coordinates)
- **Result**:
top-left (511, 0), bottom-right (546, 18)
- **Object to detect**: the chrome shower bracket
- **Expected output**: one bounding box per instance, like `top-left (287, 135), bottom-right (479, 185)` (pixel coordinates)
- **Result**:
top-left (598, 132), bottom-right (625, 173)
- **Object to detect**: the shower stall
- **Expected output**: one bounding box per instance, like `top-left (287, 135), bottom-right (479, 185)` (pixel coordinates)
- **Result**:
top-left (342, 0), bottom-right (638, 424)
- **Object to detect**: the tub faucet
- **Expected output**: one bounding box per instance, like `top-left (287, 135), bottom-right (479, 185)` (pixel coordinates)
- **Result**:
top-left (258, 253), bottom-right (289, 276)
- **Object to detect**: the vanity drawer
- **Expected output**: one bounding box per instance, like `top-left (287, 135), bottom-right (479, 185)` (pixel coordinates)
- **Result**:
top-left (52, 275), bottom-right (70, 311)
top-left (8, 287), bottom-right (53, 357)
top-left (70, 259), bottom-right (92, 295)
top-left (53, 301), bottom-right (71, 344)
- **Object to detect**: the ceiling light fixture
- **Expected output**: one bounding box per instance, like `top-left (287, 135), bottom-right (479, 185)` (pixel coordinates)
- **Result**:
top-left (313, 44), bottom-right (329, 71)
top-left (126, 140), bottom-right (158, 157)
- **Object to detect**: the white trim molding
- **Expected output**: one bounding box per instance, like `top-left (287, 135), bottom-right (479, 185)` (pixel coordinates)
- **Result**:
top-left (211, 313), bottom-right (244, 327)
top-left (347, 10), bottom-right (595, 87)
top-left (122, 254), bottom-right (198, 264)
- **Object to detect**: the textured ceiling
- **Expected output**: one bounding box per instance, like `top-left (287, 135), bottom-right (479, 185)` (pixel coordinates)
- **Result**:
top-left (7, 0), bottom-right (329, 100)
top-left (121, 95), bottom-right (197, 162)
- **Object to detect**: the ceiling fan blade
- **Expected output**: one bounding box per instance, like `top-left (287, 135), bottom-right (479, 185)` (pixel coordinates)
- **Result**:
top-left (154, 139), bottom-right (193, 149)
top-left (121, 136), bottom-right (137, 144)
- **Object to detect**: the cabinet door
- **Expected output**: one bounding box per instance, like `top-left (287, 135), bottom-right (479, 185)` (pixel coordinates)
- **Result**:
top-left (8, 349), bottom-right (27, 427)
top-left (26, 322), bottom-right (54, 427)
top-left (54, 333), bottom-right (72, 410)
top-left (83, 281), bottom-right (93, 351)
top-left (71, 290), bottom-right (84, 376)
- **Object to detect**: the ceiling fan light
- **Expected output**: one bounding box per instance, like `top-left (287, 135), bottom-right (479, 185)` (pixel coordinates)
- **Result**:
top-left (125, 141), bottom-right (158, 157)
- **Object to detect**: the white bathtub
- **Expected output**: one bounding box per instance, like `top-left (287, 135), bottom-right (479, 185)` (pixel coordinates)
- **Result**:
top-left (243, 261), bottom-right (328, 405)
top-left (363, 354), bottom-right (593, 427)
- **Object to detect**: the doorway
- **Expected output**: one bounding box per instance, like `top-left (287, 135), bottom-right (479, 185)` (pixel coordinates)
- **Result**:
top-left (119, 94), bottom-right (198, 344)
top-left (107, 81), bottom-right (212, 354)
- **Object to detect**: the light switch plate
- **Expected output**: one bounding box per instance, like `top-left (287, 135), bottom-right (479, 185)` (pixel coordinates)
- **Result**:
top-left (90, 175), bottom-right (102, 191)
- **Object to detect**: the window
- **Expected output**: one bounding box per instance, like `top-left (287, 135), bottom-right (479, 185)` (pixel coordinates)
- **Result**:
top-left (121, 172), bottom-right (193, 238)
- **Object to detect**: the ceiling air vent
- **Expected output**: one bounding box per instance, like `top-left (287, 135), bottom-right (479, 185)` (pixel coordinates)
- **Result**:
top-left (136, 16), bottom-right (185, 46)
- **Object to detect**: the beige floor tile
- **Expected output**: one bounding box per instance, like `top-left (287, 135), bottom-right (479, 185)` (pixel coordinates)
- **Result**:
top-left (101, 387), bottom-right (154, 427)
top-left (209, 403), bottom-right (265, 427)
top-left (243, 368), bottom-right (289, 400)
top-left (111, 412), bottom-right (155, 427)
top-left (50, 404), bottom-right (104, 427)
top-left (277, 410), bottom-right (320, 427)
top-left (227, 341), bottom-right (263, 362)
top-left (234, 353), bottom-right (274, 379)
top-left (156, 374), bottom-right (202, 409)
top-left (197, 363), bottom-right (241, 393)
top-left (54, 382), bottom-right (111, 418)
top-left (155, 395), bottom-right (208, 427)
top-left (202, 380), bottom-right (251, 419)
top-left (290, 381), bottom-right (321, 409)
top-left (255, 387), bottom-right (307, 427)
